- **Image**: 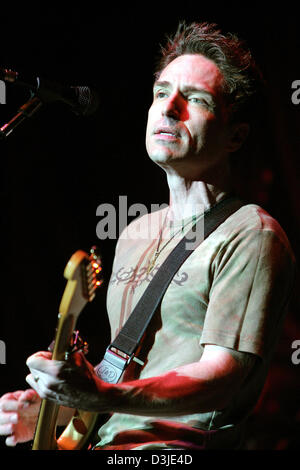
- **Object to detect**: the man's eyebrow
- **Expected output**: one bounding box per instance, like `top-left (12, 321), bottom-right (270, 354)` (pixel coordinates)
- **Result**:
top-left (182, 86), bottom-right (214, 97)
top-left (153, 80), bottom-right (172, 90)
top-left (153, 81), bottom-right (215, 99)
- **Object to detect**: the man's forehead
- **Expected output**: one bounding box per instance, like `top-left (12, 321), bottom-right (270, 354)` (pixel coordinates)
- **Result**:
top-left (156, 54), bottom-right (224, 93)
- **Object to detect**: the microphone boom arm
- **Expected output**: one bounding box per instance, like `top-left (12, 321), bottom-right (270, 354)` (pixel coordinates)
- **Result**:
top-left (0, 95), bottom-right (42, 139)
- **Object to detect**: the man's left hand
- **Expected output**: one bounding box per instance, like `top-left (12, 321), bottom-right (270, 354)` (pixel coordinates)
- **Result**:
top-left (26, 351), bottom-right (109, 412)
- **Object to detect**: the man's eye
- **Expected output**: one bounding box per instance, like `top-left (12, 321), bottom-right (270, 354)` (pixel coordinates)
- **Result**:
top-left (188, 96), bottom-right (208, 105)
top-left (155, 91), bottom-right (168, 99)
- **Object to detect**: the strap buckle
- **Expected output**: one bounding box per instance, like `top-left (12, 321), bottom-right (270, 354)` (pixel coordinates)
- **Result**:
top-left (94, 347), bottom-right (144, 384)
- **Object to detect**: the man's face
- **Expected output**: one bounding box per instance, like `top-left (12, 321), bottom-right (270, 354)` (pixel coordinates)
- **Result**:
top-left (146, 54), bottom-right (233, 178)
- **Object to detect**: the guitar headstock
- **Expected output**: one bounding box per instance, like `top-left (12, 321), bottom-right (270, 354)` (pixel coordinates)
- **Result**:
top-left (59, 246), bottom-right (103, 319)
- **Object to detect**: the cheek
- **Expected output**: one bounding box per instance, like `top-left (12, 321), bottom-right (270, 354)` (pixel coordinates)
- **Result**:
top-left (145, 105), bottom-right (157, 142)
top-left (188, 113), bottom-right (212, 148)
top-left (145, 115), bottom-right (152, 148)
top-left (146, 105), bottom-right (153, 129)
top-left (194, 113), bottom-right (225, 146)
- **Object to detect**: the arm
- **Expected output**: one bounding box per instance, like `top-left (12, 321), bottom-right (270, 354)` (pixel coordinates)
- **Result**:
top-left (104, 345), bottom-right (256, 416)
top-left (25, 345), bottom-right (256, 417)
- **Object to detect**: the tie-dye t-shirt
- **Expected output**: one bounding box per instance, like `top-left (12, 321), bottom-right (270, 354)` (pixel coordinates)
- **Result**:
top-left (95, 204), bottom-right (295, 450)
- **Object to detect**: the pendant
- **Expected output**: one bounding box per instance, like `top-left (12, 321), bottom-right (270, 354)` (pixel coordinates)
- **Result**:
top-left (147, 253), bottom-right (158, 274)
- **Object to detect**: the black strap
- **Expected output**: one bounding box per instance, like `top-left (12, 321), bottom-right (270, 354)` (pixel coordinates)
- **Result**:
top-left (110, 195), bottom-right (244, 357)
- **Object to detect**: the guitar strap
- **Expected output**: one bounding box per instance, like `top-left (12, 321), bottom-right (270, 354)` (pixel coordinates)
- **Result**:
top-left (94, 195), bottom-right (244, 384)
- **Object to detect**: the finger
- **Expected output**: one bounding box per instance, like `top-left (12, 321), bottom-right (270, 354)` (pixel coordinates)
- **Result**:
top-left (26, 351), bottom-right (52, 362)
top-left (26, 354), bottom-right (63, 379)
top-left (0, 400), bottom-right (24, 412)
top-left (0, 422), bottom-right (15, 436)
top-left (0, 391), bottom-right (21, 402)
top-left (25, 374), bottom-right (43, 397)
top-left (5, 434), bottom-right (17, 447)
top-left (25, 373), bottom-right (53, 401)
top-left (26, 351), bottom-right (52, 369)
top-left (25, 373), bottom-right (39, 390)
top-left (0, 412), bottom-right (18, 425)
top-left (7, 391), bottom-right (25, 400)
top-left (19, 388), bottom-right (39, 404)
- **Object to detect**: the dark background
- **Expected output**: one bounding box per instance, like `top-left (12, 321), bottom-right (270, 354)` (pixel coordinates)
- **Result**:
top-left (0, 3), bottom-right (299, 450)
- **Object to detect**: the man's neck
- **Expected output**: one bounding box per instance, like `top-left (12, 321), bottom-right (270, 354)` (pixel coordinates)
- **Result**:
top-left (166, 172), bottom-right (232, 221)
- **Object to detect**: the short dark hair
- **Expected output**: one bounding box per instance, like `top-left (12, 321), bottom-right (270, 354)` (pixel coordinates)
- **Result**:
top-left (155, 21), bottom-right (266, 126)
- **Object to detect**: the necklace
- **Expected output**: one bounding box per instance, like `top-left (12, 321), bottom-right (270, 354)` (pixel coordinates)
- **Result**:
top-left (146, 195), bottom-right (232, 274)
top-left (146, 210), bottom-right (200, 274)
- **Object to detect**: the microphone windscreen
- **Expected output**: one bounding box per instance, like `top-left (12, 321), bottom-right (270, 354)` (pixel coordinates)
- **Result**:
top-left (73, 86), bottom-right (99, 116)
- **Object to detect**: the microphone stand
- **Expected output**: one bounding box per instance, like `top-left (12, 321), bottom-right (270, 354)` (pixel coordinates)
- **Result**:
top-left (0, 95), bottom-right (42, 139)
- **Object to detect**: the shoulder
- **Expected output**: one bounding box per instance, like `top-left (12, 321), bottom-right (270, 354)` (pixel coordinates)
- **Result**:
top-left (205, 203), bottom-right (296, 281)
top-left (219, 203), bottom-right (294, 255)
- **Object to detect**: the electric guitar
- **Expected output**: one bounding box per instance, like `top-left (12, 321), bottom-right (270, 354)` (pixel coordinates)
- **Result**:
top-left (32, 246), bottom-right (103, 450)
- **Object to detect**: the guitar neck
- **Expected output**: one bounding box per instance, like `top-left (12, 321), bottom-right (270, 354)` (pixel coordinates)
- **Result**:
top-left (32, 400), bottom-right (60, 450)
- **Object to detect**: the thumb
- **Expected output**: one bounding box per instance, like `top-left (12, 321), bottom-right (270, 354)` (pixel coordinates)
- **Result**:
top-left (18, 388), bottom-right (40, 406)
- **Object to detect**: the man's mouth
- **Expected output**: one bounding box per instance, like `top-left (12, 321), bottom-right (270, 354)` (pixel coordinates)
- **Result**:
top-left (159, 131), bottom-right (176, 136)
top-left (154, 127), bottom-right (180, 139)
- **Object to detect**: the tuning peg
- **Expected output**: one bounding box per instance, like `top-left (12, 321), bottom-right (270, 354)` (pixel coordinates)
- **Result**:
top-left (87, 245), bottom-right (103, 294)
top-left (90, 245), bottom-right (101, 261)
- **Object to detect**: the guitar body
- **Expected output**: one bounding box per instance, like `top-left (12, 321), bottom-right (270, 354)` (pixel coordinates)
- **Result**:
top-left (33, 401), bottom-right (98, 450)
top-left (32, 248), bottom-right (103, 450)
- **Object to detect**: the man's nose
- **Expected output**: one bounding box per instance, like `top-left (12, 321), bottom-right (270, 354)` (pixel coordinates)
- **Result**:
top-left (161, 93), bottom-right (183, 120)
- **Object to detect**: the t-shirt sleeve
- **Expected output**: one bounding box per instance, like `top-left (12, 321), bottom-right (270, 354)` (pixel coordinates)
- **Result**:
top-left (200, 228), bottom-right (296, 359)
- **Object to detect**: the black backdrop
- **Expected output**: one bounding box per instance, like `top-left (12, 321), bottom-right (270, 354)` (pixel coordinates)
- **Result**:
top-left (0, 4), bottom-right (299, 451)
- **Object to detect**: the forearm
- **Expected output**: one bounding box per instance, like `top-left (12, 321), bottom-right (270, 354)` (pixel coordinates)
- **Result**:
top-left (98, 359), bottom-right (242, 417)
top-left (25, 347), bottom-right (251, 417)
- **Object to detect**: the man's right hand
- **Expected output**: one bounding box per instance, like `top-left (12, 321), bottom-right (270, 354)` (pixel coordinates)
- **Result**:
top-left (0, 389), bottom-right (41, 446)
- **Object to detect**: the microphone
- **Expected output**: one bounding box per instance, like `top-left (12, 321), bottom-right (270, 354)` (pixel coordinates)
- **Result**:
top-left (0, 67), bottom-right (99, 116)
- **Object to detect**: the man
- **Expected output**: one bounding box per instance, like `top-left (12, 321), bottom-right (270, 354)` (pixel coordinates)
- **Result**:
top-left (0, 22), bottom-right (295, 450)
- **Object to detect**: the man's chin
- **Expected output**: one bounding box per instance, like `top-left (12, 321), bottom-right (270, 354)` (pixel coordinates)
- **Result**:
top-left (148, 149), bottom-right (183, 163)
top-left (148, 154), bottom-right (175, 170)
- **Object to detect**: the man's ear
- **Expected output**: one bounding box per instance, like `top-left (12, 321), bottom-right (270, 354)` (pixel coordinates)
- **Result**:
top-left (227, 123), bottom-right (250, 153)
